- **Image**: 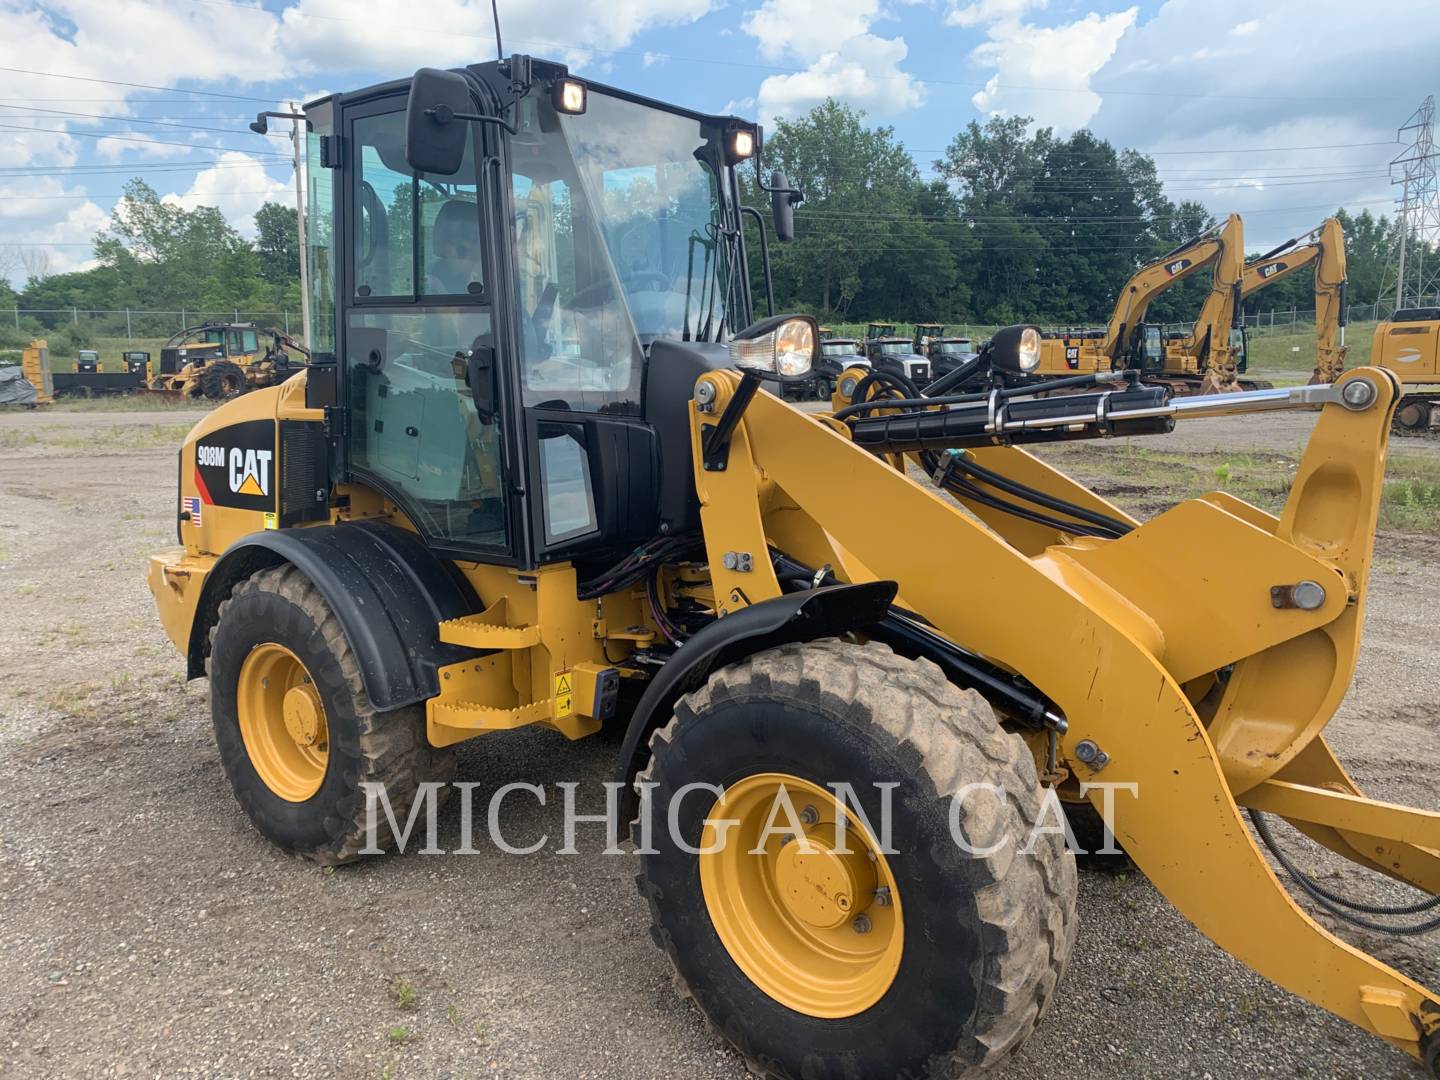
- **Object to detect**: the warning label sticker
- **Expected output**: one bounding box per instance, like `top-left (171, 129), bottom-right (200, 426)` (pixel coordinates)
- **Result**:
top-left (554, 671), bottom-right (574, 718)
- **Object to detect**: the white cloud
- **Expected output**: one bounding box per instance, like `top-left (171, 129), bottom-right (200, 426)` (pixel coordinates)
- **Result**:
top-left (740, 0), bottom-right (924, 125)
top-left (743, 0), bottom-right (879, 62)
top-left (277, 0), bottom-right (715, 74)
top-left (1084, 0), bottom-right (1440, 247)
top-left (163, 152), bottom-right (293, 239)
top-left (945, 0), bottom-right (1045, 29)
top-left (756, 34), bottom-right (926, 125)
top-left (968, 8), bottom-right (1137, 131)
top-left (95, 134), bottom-right (196, 161)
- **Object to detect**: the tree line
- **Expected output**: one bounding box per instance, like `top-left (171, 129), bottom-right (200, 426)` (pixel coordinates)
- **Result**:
top-left (743, 100), bottom-right (1406, 329)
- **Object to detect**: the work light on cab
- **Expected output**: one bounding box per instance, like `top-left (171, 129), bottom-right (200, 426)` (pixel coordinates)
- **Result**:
top-left (551, 77), bottom-right (586, 115)
top-left (729, 315), bottom-right (817, 379)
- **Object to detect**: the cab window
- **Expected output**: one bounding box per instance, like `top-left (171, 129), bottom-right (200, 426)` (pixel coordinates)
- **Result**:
top-left (353, 109), bottom-right (485, 300)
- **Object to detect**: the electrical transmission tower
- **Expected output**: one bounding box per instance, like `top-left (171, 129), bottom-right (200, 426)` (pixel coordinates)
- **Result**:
top-left (1384, 95), bottom-right (1440, 311)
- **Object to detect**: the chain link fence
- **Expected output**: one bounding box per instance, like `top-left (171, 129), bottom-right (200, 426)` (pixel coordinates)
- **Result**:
top-left (4, 308), bottom-right (302, 343)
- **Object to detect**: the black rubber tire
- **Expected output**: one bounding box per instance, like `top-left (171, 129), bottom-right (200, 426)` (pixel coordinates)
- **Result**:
top-left (634, 639), bottom-right (1077, 1080)
top-left (207, 564), bottom-right (455, 864)
top-left (200, 360), bottom-right (246, 401)
top-left (1394, 396), bottom-right (1433, 436)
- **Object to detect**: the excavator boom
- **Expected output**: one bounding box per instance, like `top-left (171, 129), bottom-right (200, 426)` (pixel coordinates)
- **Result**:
top-left (1242, 217), bottom-right (1349, 383)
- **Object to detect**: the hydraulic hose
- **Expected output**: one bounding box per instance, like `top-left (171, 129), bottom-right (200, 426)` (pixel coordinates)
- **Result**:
top-left (1249, 811), bottom-right (1440, 935)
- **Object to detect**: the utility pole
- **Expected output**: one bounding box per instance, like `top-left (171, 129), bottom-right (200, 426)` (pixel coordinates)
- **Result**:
top-left (250, 106), bottom-right (312, 348)
top-left (290, 102), bottom-right (312, 349)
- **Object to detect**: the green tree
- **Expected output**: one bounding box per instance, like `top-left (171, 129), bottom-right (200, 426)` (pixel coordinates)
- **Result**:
top-left (255, 202), bottom-right (300, 287)
top-left (748, 99), bottom-right (950, 319)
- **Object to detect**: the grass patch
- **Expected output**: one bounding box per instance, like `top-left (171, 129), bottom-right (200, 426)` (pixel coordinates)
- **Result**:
top-left (390, 978), bottom-right (418, 1011)
top-left (1, 422), bottom-right (193, 451)
top-left (1037, 442), bottom-right (1440, 536)
top-left (46, 396), bottom-right (212, 414)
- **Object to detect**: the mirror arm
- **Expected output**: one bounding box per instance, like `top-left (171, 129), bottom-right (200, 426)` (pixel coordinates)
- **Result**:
top-left (424, 105), bottom-right (518, 136)
top-left (739, 206), bottom-right (775, 318)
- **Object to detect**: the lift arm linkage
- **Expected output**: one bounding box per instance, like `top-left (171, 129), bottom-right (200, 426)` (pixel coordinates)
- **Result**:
top-left (689, 364), bottom-right (1440, 1066)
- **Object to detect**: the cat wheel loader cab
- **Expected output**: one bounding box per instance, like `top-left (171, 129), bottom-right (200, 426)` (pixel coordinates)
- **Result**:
top-left (146, 55), bottom-right (1440, 1080)
top-left (74, 349), bottom-right (100, 374)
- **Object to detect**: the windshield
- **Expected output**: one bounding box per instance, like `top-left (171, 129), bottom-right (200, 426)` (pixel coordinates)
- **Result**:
top-left (878, 342), bottom-right (911, 356)
top-left (821, 343), bottom-right (855, 357)
top-left (937, 342), bottom-right (971, 355)
top-left (559, 93), bottom-right (729, 342)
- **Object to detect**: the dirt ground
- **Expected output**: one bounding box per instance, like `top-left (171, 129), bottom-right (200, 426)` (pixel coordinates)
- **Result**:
top-left (0, 405), bottom-right (1437, 1080)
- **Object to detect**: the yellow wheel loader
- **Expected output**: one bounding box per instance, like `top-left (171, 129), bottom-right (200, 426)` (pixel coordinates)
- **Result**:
top-left (146, 57), bottom-right (1440, 1079)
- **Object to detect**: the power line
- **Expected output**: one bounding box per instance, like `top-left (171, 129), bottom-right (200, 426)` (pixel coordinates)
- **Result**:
top-left (0, 104), bottom-right (288, 138)
top-left (0, 65), bottom-right (274, 102)
top-left (0, 123), bottom-right (288, 157)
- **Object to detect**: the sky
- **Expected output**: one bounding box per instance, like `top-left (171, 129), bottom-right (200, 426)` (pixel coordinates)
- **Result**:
top-left (1, 0), bottom-right (1436, 288)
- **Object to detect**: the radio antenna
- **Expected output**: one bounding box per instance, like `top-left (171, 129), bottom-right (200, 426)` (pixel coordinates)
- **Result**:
top-left (490, 0), bottom-right (504, 61)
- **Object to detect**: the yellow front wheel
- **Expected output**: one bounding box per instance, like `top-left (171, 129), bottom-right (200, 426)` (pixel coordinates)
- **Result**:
top-left (699, 773), bottom-right (903, 1017)
top-left (634, 639), bottom-right (1077, 1080)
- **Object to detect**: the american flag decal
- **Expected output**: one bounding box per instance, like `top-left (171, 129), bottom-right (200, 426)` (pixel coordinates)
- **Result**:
top-left (183, 496), bottom-right (202, 526)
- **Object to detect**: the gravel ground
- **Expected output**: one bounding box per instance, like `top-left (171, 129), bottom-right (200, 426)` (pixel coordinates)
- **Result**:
top-left (0, 405), bottom-right (1436, 1080)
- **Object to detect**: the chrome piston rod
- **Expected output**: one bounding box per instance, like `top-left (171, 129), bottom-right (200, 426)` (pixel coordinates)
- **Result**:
top-left (848, 377), bottom-right (1379, 453)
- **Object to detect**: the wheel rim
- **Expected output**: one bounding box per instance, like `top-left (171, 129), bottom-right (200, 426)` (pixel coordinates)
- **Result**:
top-left (699, 773), bottom-right (904, 1018)
top-left (236, 643), bottom-right (329, 802)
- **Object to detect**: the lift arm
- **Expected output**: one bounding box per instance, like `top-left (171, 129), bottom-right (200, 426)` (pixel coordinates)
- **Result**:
top-left (1243, 217), bottom-right (1349, 383)
top-left (690, 366), bottom-right (1439, 1069)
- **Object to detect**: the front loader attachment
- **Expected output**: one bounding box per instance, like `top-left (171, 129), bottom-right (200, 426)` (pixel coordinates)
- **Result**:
top-left (689, 365), bottom-right (1440, 1069)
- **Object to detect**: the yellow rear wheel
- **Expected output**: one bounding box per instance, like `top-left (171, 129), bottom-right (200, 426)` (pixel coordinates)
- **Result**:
top-left (699, 773), bottom-right (903, 1018)
top-left (236, 642), bottom-right (329, 802)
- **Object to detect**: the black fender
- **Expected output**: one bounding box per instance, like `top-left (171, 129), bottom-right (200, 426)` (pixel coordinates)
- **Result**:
top-left (614, 580), bottom-right (898, 825)
top-left (187, 521), bottom-right (479, 712)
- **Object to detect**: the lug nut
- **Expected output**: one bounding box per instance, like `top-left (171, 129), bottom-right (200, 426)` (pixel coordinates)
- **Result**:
top-left (852, 914), bottom-right (872, 934)
top-left (799, 805), bottom-right (819, 826)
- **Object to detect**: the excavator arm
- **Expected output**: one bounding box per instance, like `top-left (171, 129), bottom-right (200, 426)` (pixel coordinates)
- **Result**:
top-left (1243, 217), bottom-right (1349, 383)
top-left (1101, 214), bottom-right (1241, 367)
top-left (1166, 213), bottom-right (1247, 392)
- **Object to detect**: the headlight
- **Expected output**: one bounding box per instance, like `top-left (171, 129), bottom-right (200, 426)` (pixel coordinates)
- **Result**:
top-left (988, 324), bottom-right (1043, 376)
top-left (839, 374), bottom-right (859, 398)
top-left (1018, 326), bottom-right (1041, 373)
top-left (729, 315), bottom-right (816, 379)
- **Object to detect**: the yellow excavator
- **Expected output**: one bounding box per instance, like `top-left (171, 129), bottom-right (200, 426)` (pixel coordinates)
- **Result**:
top-left (1371, 305), bottom-right (1440, 434)
top-left (1031, 214), bottom-right (1263, 393)
top-left (1241, 217), bottom-right (1349, 385)
top-left (145, 58), bottom-right (1440, 1080)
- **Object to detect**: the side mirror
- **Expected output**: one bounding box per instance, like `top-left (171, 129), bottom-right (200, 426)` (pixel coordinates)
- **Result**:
top-left (770, 170), bottom-right (802, 243)
top-left (406, 67), bottom-right (471, 176)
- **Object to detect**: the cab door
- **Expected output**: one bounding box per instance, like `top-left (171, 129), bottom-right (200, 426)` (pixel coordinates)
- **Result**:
top-left (334, 93), bottom-right (519, 562)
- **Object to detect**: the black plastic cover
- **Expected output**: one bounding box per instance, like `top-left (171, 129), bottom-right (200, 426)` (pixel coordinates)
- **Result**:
top-left (613, 580), bottom-right (899, 823)
top-left (189, 521), bottom-right (479, 711)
